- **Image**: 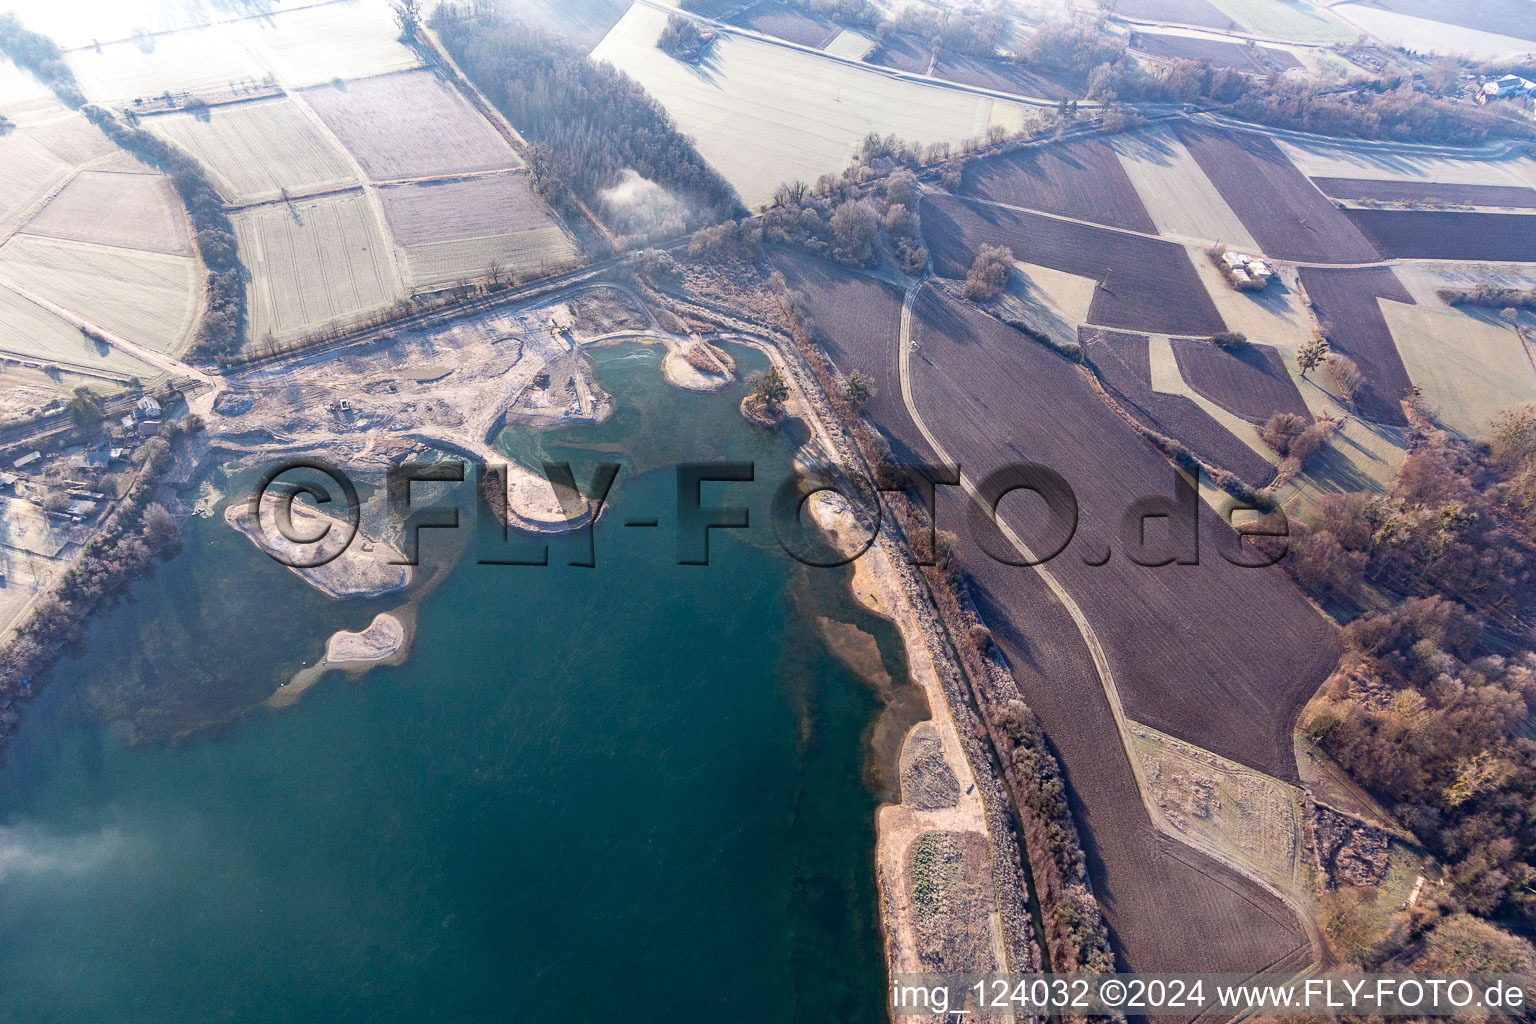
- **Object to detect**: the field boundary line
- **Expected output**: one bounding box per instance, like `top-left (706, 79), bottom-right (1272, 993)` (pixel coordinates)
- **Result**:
top-left (897, 275), bottom-right (1326, 971)
top-left (255, 52), bottom-right (410, 307)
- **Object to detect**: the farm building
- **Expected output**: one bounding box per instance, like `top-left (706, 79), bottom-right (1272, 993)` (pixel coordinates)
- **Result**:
top-left (136, 396), bottom-right (161, 419)
top-left (68, 452), bottom-right (111, 470)
top-left (1222, 251), bottom-right (1274, 286)
top-left (1481, 74), bottom-right (1536, 101)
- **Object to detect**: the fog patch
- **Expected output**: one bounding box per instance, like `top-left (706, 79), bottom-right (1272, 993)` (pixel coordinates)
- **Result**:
top-left (0, 823), bottom-right (127, 883)
top-left (600, 169), bottom-right (690, 244)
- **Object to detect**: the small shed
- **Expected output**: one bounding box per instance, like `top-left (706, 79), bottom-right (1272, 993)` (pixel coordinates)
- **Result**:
top-left (69, 452), bottom-right (111, 470)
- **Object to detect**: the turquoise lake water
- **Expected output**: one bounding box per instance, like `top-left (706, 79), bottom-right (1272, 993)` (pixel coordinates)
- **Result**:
top-left (0, 344), bottom-right (906, 1023)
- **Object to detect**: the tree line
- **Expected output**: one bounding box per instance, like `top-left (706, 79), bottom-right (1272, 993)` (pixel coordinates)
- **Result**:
top-left (431, 5), bottom-right (741, 231)
top-left (1029, 14), bottom-right (1534, 144)
top-left (1277, 406), bottom-right (1536, 961)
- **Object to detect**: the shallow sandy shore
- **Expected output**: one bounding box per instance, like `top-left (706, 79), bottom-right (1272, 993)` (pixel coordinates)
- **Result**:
top-left (269, 611), bottom-right (413, 710)
top-left (807, 491), bottom-right (1017, 983)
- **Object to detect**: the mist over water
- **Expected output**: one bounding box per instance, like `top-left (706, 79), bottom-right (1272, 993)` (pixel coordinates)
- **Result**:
top-left (0, 344), bottom-right (901, 1023)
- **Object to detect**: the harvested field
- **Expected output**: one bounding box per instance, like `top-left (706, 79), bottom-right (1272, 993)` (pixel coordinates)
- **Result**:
top-left (378, 174), bottom-right (564, 246)
top-left (1374, 0), bottom-right (1536, 35)
top-left (229, 0), bottom-right (422, 86)
top-left (930, 53), bottom-right (1085, 101)
top-left (908, 288), bottom-right (1338, 777)
top-left (1132, 720), bottom-right (1308, 900)
top-left (1331, 3), bottom-right (1534, 58)
top-left (233, 192), bottom-right (401, 346)
top-left (769, 248), bottom-right (906, 420)
top-left (495, 0), bottom-right (632, 48)
top-left (0, 130), bottom-right (75, 230)
top-left (1299, 267), bottom-right (1416, 426)
top-left (1109, 128), bottom-right (1259, 248)
top-left (24, 170), bottom-right (192, 255)
top-left (822, 29), bottom-right (877, 61)
top-left (379, 174), bottom-right (579, 287)
top-left (1082, 327), bottom-right (1275, 483)
top-left (1178, 126), bottom-right (1381, 264)
top-left (0, 283), bottom-right (161, 378)
top-left (922, 193), bottom-right (1226, 336)
top-left (1278, 137), bottom-right (1536, 187)
top-left (759, 259), bottom-right (1318, 982)
top-left (1381, 300), bottom-right (1536, 436)
top-left (1170, 338), bottom-right (1309, 423)
top-left (1313, 177), bottom-right (1536, 209)
top-left (1207, 0), bottom-right (1353, 40)
top-left (67, 26), bottom-right (264, 104)
top-left (1340, 0), bottom-right (1536, 43)
top-left (729, 2), bottom-right (840, 48)
top-left (1131, 32), bottom-right (1301, 72)
top-left (1343, 209), bottom-right (1536, 262)
top-left (302, 70), bottom-right (521, 181)
top-left (592, 5), bottom-right (1029, 210)
top-left (993, 261), bottom-right (1099, 345)
top-left (23, 116), bottom-right (117, 168)
top-left (147, 97), bottom-right (357, 203)
top-left (0, 114), bottom-right (120, 231)
top-left (0, 235), bottom-right (200, 354)
top-left (402, 235), bottom-right (579, 290)
top-left (868, 34), bottom-right (929, 74)
top-left (958, 137), bottom-right (1157, 232)
top-left (1114, 0), bottom-right (1235, 29)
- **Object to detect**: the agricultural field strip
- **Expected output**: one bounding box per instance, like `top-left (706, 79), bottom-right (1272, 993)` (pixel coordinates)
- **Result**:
top-left (0, 235), bottom-right (200, 355)
top-left (22, 169), bottom-right (194, 257)
top-left (634, 0), bottom-right (1079, 109)
top-left (144, 97), bottom-right (360, 204)
top-left (595, 7), bottom-right (1035, 208)
top-left (894, 277), bottom-right (1322, 952)
top-left (234, 197), bottom-right (392, 344)
top-left (1108, 128), bottom-right (1262, 251)
top-left (1329, 3), bottom-right (1536, 60)
top-left (264, 71), bottom-right (408, 302)
top-left (1311, 177), bottom-right (1536, 209)
top-left (1128, 718), bottom-right (1312, 904)
top-left (1196, 111), bottom-right (1524, 167)
top-left (1083, 328), bottom-right (1276, 482)
top-left (958, 166), bottom-right (1536, 270)
top-left (0, 270), bottom-right (191, 381)
top-left (1344, 209), bottom-right (1536, 264)
top-left (0, 118), bottom-right (125, 246)
top-left (298, 70), bottom-right (524, 181)
top-left (1146, 334), bottom-right (1277, 465)
top-left (1379, 299), bottom-right (1536, 437)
